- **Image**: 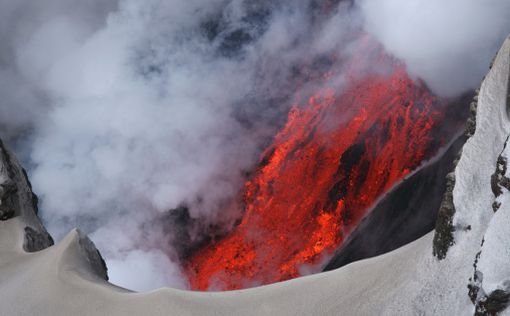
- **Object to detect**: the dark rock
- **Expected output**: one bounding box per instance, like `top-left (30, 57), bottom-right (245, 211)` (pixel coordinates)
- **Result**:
top-left (0, 207), bottom-right (14, 221)
top-left (1, 137), bottom-right (109, 280)
top-left (466, 117), bottom-right (477, 137)
top-left (469, 282), bottom-right (480, 305)
top-left (476, 290), bottom-right (510, 316)
top-left (468, 240), bottom-right (485, 305)
top-left (432, 169), bottom-right (457, 260)
top-left (491, 155), bottom-right (508, 198)
top-left (0, 139), bottom-right (55, 252)
top-left (77, 231), bottom-right (109, 281)
top-left (24, 226), bottom-right (54, 252)
top-left (432, 91), bottom-right (480, 260)
top-left (490, 136), bottom-right (510, 213)
top-left (324, 135), bottom-right (465, 270)
top-left (466, 93), bottom-right (478, 137)
top-left (492, 201), bottom-right (502, 212)
top-left (0, 177), bottom-right (18, 221)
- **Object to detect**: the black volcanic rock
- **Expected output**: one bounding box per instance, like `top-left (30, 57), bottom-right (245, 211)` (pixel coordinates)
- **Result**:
top-left (324, 134), bottom-right (466, 271)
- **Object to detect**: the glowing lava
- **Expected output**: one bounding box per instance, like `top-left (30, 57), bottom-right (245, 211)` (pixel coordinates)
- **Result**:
top-left (186, 43), bottom-right (448, 291)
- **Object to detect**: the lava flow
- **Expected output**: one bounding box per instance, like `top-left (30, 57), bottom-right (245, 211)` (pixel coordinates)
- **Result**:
top-left (186, 43), bottom-right (449, 291)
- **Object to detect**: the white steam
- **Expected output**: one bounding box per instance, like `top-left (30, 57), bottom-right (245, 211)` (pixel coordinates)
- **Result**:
top-left (359, 0), bottom-right (510, 96)
top-left (0, 0), bottom-right (508, 291)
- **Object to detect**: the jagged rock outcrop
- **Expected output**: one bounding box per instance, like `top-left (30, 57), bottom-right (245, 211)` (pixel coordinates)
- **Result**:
top-left (433, 89), bottom-right (481, 259)
top-left (433, 35), bottom-right (510, 315)
top-left (76, 230), bottom-right (109, 281)
top-left (0, 139), bottom-right (53, 251)
top-left (0, 139), bottom-right (108, 279)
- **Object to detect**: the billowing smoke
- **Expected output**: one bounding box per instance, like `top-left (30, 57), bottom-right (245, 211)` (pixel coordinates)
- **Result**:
top-left (359, 0), bottom-right (510, 97)
top-left (0, 0), bottom-right (508, 291)
top-left (0, 0), bottom-right (118, 140)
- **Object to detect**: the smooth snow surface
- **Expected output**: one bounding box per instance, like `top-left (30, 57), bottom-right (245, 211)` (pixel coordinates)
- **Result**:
top-left (0, 36), bottom-right (509, 316)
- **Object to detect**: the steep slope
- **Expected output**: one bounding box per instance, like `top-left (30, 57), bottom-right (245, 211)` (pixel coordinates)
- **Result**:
top-left (0, 35), bottom-right (509, 316)
top-left (324, 133), bottom-right (466, 271)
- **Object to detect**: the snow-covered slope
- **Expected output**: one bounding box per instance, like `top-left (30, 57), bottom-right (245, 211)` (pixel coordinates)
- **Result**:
top-left (435, 32), bottom-right (510, 315)
top-left (0, 36), bottom-right (509, 316)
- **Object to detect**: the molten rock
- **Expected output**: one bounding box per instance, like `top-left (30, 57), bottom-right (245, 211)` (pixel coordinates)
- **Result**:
top-left (186, 40), bottom-right (462, 290)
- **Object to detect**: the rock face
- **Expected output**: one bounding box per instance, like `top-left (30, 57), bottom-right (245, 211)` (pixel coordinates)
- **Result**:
top-left (0, 139), bottom-right (108, 279)
top-left (0, 139), bottom-right (53, 251)
top-left (433, 89), bottom-right (482, 260)
top-left (435, 35), bottom-right (510, 315)
top-left (76, 230), bottom-right (109, 281)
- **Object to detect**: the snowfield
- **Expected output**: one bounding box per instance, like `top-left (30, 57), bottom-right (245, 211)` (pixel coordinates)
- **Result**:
top-left (0, 36), bottom-right (509, 316)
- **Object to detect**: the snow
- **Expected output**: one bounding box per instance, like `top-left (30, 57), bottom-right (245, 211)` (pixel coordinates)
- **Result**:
top-left (477, 191), bottom-right (510, 294)
top-left (449, 33), bottom-right (510, 305)
top-left (476, 64), bottom-right (510, 295)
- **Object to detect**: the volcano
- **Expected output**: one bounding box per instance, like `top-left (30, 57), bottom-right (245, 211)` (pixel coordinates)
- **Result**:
top-left (185, 39), bottom-right (463, 291)
top-left (2, 0), bottom-right (510, 313)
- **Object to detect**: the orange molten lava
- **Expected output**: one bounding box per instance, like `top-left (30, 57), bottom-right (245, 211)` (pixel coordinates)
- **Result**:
top-left (186, 46), bottom-right (446, 291)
